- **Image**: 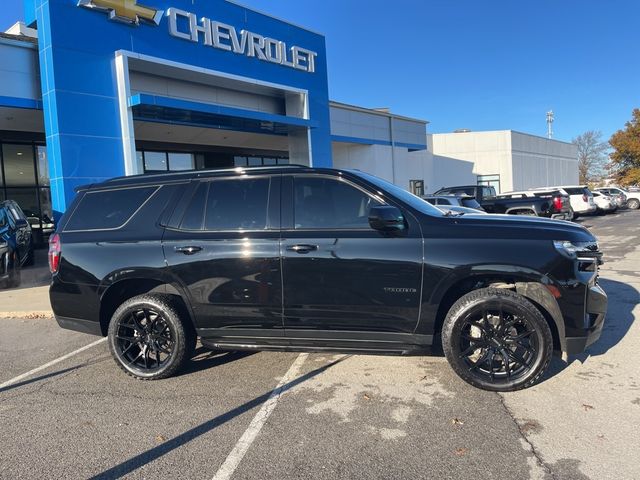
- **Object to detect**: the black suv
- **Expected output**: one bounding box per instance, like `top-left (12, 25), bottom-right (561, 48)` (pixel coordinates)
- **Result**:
top-left (1, 200), bottom-right (34, 288)
top-left (50, 166), bottom-right (607, 391)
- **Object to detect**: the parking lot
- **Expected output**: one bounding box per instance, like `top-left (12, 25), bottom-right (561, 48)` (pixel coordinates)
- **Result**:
top-left (1, 211), bottom-right (638, 480)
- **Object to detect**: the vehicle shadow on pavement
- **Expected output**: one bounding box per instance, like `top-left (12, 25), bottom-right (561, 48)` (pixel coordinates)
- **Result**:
top-left (88, 355), bottom-right (345, 480)
top-left (180, 347), bottom-right (256, 376)
top-left (545, 277), bottom-right (638, 378)
top-left (0, 356), bottom-right (109, 394)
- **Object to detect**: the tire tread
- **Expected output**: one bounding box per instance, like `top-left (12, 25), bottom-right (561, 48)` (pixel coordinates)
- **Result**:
top-left (442, 288), bottom-right (553, 392)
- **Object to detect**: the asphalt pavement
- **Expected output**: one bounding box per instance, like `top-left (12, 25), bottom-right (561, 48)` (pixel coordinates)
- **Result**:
top-left (0, 210), bottom-right (638, 480)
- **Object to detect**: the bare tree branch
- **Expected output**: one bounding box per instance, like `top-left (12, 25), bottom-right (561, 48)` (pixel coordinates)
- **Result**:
top-left (573, 130), bottom-right (609, 184)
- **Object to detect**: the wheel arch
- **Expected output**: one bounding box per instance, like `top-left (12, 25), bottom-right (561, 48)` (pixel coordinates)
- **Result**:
top-left (431, 272), bottom-right (565, 352)
top-left (98, 275), bottom-right (196, 336)
top-left (505, 206), bottom-right (537, 216)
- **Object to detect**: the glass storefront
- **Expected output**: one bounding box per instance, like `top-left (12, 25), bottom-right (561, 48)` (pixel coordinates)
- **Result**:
top-left (0, 141), bottom-right (53, 245)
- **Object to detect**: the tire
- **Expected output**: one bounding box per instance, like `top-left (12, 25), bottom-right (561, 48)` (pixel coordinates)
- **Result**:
top-left (628, 198), bottom-right (640, 210)
top-left (3, 252), bottom-right (21, 289)
top-left (23, 247), bottom-right (35, 267)
top-left (107, 294), bottom-right (196, 380)
top-left (442, 288), bottom-right (553, 392)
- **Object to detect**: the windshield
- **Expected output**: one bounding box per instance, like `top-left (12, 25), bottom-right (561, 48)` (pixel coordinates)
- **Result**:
top-left (349, 171), bottom-right (445, 216)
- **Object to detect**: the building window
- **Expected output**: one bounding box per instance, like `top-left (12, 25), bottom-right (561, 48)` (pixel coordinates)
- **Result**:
top-left (143, 151), bottom-right (168, 172)
top-left (477, 174), bottom-right (501, 194)
top-left (168, 153), bottom-right (194, 171)
top-left (233, 155), bottom-right (289, 167)
top-left (409, 180), bottom-right (425, 196)
top-left (139, 150), bottom-right (289, 173)
top-left (0, 142), bottom-right (52, 244)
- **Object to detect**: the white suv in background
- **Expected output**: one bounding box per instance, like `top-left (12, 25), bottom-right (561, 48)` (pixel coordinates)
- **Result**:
top-left (534, 186), bottom-right (596, 219)
top-left (596, 187), bottom-right (640, 210)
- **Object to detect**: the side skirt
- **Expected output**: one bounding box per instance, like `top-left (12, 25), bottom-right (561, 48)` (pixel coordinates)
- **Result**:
top-left (198, 330), bottom-right (434, 356)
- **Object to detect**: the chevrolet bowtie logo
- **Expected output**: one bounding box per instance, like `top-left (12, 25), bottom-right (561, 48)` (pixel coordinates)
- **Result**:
top-left (78, 0), bottom-right (163, 26)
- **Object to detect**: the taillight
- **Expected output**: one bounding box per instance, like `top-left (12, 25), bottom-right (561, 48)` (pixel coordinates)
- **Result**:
top-left (553, 196), bottom-right (563, 212)
top-left (48, 233), bottom-right (61, 274)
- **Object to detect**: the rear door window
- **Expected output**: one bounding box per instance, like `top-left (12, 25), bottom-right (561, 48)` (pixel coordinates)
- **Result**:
top-left (65, 186), bottom-right (158, 231)
top-left (204, 178), bottom-right (270, 231)
top-left (178, 178), bottom-right (271, 231)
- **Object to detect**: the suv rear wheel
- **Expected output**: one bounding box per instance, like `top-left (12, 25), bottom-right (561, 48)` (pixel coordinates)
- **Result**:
top-left (107, 294), bottom-right (196, 380)
top-left (442, 288), bottom-right (552, 392)
top-left (627, 198), bottom-right (640, 210)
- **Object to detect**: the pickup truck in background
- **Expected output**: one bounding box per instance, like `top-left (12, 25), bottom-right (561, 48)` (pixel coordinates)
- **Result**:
top-left (434, 185), bottom-right (572, 220)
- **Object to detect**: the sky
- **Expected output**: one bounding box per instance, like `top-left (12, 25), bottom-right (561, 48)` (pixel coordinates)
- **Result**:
top-left (2, 0), bottom-right (639, 143)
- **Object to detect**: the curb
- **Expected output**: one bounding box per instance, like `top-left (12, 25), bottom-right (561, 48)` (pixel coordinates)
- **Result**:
top-left (0, 311), bottom-right (54, 319)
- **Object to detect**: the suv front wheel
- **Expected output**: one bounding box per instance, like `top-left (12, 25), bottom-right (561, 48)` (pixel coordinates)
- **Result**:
top-left (107, 294), bottom-right (196, 380)
top-left (442, 288), bottom-right (553, 392)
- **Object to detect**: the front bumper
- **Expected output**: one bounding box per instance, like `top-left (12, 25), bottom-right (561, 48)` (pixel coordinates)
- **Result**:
top-left (564, 283), bottom-right (607, 354)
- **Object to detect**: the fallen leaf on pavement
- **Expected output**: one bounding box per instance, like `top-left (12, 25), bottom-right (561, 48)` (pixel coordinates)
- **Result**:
top-left (452, 418), bottom-right (464, 426)
top-left (155, 435), bottom-right (167, 443)
top-left (454, 448), bottom-right (468, 456)
top-left (582, 404), bottom-right (595, 411)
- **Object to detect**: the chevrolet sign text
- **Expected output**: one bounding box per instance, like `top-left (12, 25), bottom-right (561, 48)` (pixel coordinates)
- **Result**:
top-left (167, 8), bottom-right (318, 73)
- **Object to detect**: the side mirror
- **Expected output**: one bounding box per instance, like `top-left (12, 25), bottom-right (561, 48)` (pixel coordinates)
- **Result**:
top-left (15, 218), bottom-right (29, 229)
top-left (369, 206), bottom-right (405, 232)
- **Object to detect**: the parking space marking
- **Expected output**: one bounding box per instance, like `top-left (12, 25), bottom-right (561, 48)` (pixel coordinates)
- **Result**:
top-left (212, 353), bottom-right (309, 480)
top-left (0, 337), bottom-right (106, 390)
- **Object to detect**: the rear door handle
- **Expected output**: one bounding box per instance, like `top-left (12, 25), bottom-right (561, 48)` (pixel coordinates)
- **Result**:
top-left (286, 244), bottom-right (319, 254)
top-left (174, 246), bottom-right (203, 255)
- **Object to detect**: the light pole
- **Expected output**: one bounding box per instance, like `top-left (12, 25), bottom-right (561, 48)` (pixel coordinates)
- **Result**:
top-left (546, 110), bottom-right (554, 139)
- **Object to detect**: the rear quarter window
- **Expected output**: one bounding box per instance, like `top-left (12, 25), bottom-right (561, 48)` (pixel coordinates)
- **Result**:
top-left (64, 186), bottom-right (158, 231)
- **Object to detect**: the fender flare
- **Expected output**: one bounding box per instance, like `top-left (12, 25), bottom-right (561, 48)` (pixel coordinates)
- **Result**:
top-left (98, 268), bottom-right (198, 333)
top-left (515, 281), bottom-right (566, 351)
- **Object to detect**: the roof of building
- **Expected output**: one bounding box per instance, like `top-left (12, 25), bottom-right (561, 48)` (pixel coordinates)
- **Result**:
top-left (329, 101), bottom-right (429, 125)
top-left (0, 31), bottom-right (37, 45)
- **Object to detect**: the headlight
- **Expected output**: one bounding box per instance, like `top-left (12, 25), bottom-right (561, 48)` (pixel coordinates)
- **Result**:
top-left (553, 240), bottom-right (580, 257)
top-left (553, 240), bottom-right (601, 262)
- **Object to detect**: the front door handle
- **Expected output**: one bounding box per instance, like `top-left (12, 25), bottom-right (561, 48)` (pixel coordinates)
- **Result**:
top-left (175, 246), bottom-right (203, 255)
top-left (286, 244), bottom-right (319, 254)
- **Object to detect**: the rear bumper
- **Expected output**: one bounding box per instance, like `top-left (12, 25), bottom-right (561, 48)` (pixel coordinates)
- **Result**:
top-left (564, 283), bottom-right (607, 354)
top-left (55, 315), bottom-right (103, 336)
top-left (50, 277), bottom-right (102, 334)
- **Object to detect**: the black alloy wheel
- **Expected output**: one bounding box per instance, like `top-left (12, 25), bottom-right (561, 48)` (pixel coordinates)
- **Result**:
top-left (115, 308), bottom-right (174, 371)
top-left (108, 295), bottom-right (195, 380)
top-left (443, 288), bottom-right (552, 391)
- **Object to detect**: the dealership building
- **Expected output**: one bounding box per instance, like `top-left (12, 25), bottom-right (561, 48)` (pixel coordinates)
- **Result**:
top-left (0, 0), bottom-right (578, 239)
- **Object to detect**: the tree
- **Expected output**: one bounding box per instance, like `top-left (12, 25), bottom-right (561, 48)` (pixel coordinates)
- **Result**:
top-left (572, 130), bottom-right (608, 184)
top-left (609, 108), bottom-right (640, 186)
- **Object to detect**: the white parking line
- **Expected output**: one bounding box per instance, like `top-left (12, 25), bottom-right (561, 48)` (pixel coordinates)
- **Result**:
top-left (0, 337), bottom-right (107, 390)
top-left (212, 353), bottom-right (309, 480)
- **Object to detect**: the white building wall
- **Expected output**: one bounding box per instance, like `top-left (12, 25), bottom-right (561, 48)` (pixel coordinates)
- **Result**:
top-left (0, 40), bottom-right (41, 101)
top-left (332, 143), bottom-right (395, 181)
top-left (428, 131), bottom-right (514, 192)
top-left (332, 142), bottom-right (434, 193)
top-left (510, 132), bottom-right (579, 190)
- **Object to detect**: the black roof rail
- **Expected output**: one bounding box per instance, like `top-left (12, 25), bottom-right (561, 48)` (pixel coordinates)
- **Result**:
top-left (100, 164), bottom-right (311, 186)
